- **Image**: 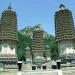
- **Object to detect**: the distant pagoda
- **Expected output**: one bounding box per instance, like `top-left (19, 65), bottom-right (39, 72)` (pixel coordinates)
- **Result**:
top-left (32, 25), bottom-right (45, 60)
top-left (0, 5), bottom-right (18, 65)
top-left (55, 4), bottom-right (75, 59)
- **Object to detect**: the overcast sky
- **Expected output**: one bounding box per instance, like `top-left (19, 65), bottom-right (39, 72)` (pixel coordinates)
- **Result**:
top-left (0, 0), bottom-right (75, 36)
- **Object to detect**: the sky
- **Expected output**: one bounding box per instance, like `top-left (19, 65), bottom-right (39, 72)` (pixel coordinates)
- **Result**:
top-left (0, 0), bottom-right (75, 36)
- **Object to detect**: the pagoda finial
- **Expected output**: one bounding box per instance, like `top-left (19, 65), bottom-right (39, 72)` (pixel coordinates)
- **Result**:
top-left (8, 2), bottom-right (12, 9)
top-left (34, 24), bottom-right (43, 31)
top-left (59, 4), bottom-right (65, 10)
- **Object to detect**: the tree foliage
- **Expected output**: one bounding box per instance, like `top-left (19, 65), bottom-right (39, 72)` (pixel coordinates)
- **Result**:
top-left (44, 35), bottom-right (59, 60)
top-left (17, 32), bottom-right (32, 60)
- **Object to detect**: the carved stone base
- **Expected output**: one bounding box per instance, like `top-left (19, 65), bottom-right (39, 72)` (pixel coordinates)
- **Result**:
top-left (0, 55), bottom-right (18, 69)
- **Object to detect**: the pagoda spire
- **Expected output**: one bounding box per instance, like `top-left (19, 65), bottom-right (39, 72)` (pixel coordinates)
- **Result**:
top-left (59, 4), bottom-right (65, 10)
top-left (8, 2), bottom-right (12, 9)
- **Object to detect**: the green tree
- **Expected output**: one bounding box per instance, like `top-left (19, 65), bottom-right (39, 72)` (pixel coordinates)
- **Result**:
top-left (17, 32), bottom-right (32, 60)
top-left (50, 42), bottom-right (59, 60)
top-left (44, 35), bottom-right (59, 60)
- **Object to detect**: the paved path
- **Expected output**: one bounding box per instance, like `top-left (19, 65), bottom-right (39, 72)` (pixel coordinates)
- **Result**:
top-left (0, 67), bottom-right (75, 75)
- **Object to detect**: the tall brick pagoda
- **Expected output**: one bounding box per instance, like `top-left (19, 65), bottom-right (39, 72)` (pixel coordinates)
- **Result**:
top-left (0, 5), bottom-right (18, 66)
top-left (55, 4), bottom-right (75, 59)
top-left (32, 25), bottom-right (46, 61)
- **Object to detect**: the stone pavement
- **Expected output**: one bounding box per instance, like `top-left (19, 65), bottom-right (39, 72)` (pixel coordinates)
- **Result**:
top-left (62, 67), bottom-right (75, 75)
top-left (0, 67), bottom-right (75, 75)
top-left (0, 70), bottom-right (59, 75)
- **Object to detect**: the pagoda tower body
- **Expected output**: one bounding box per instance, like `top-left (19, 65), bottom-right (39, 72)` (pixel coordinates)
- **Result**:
top-left (0, 6), bottom-right (18, 65)
top-left (32, 25), bottom-right (45, 58)
top-left (55, 4), bottom-right (75, 58)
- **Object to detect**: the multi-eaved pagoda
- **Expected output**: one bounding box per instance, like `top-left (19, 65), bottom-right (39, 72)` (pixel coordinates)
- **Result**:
top-left (0, 5), bottom-right (18, 67)
top-left (32, 25), bottom-right (45, 57)
top-left (55, 4), bottom-right (75, 60)
top-left (32, 25), bottom-right (46, 66)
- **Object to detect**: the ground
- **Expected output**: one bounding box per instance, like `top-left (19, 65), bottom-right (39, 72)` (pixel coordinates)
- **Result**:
top-left (0, 67), bottom-right (75, 75)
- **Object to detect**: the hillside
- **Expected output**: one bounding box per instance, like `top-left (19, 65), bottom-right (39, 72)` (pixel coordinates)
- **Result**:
top-left (19, 26), bottom-right (50, 39)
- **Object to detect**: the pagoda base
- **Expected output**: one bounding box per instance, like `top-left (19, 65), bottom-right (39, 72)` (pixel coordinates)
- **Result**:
top-left (0, 55), bottom-right (18, 69)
